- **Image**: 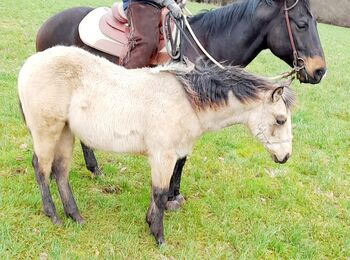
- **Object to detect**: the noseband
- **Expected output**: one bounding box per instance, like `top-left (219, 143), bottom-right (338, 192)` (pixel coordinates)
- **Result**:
top-left (284, 0), bottom-right (305, 76)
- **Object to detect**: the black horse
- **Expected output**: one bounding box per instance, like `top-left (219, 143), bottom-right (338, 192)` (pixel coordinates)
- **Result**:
top-left (36, 0), bottom-right (326, 208)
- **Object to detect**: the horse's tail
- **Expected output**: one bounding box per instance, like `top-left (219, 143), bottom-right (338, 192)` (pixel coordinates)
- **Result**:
top-left (18, 98), bottom-right (27, 125)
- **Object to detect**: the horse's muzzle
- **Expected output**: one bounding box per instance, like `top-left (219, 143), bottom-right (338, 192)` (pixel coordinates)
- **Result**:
top-left (273, 153), bottom-right (290, 164)
top-left (298, 68), bottom-right (325, 84)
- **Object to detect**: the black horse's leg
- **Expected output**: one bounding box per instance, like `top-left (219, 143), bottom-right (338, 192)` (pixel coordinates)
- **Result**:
top-left (166, 157), bottom-right (187, 210)
top-left (52, 158), bottom-right (84, 224)
top-left (146, 187), bottom-right (169, 245)
top-left (146, 152), bottom-right (176, 245)
top-left (81, 142), bottom-right (102, 176)
top-left (32, 153), bottom-right (62, 225)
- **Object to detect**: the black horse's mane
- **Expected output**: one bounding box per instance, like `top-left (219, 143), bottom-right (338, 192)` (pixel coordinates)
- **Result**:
top-left (189, 0), bottom-right (310, 35)
top-left (189, 0), bottom-right (261, 34)
top-left (176, 63), bottom-right (295, 110)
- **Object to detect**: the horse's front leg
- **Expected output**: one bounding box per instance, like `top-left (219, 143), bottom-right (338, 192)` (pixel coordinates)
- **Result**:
top-left (166, 157), bottom-right (187, 211)
top-left (146, 152), bottom-right (177, 245)
top-left (80, 142), bottom-right (102, 176)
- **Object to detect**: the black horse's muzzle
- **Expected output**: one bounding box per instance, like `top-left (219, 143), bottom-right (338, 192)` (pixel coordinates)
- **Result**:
top-left (297, 67), bottom-right (327, 84)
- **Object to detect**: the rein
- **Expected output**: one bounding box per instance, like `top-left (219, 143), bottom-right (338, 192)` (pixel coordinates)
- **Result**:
top-left (163, 12), bottom-right (225, 69)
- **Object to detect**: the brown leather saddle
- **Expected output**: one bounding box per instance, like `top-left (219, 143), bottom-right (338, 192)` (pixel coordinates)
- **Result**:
top-left (79, 3), bottom-right (171, 65)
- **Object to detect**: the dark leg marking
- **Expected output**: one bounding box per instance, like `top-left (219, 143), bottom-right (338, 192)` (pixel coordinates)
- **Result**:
top-left (146, 187), bottom-right (169, 245)
top-left (32, 153), bottom-right (62, 225)
top-left (81, 142), bottom-right (102, 176)
top-left (166, 157), bottom-right (187, 210)
top-left (52, 158), bottom-right (84, 224)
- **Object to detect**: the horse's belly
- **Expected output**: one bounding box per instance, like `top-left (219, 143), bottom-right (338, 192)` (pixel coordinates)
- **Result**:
top-left (76, 127), bottom-right (146, 154)
top-left (68, 95), bottom-right (147, 154)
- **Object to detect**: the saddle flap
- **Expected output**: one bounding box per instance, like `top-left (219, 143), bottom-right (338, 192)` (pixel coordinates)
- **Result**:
top-left (100, 11), bottom-right (129, 44)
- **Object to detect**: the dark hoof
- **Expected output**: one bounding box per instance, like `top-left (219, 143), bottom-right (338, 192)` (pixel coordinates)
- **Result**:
top-left (91, 167), bottom-right (103, 177)
top-left (51, 216), bottom-right (63, 226)
top-left (156, 237), bottom-right (165, 246)
top-left (165, 200), bottom-right (180, 211)
top-left (175, 194), bottom-right (185, 205)
top-left (71, 213), bottom-right (85, 224)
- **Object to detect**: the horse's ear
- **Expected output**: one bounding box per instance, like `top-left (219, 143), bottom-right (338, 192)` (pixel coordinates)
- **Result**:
top-left (271, 86), bottom-right (284, 103)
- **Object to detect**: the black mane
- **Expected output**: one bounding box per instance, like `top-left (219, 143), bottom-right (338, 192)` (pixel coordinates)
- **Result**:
top-left (188, 0), bottom-right (311, 35)
top-left (176, 63), bottom-right (295, 110)
top-left (188, 0), bottom-right (261, 35)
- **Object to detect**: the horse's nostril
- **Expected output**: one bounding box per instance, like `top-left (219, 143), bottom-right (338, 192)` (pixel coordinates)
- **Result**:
top-left (314, 68), bottom-right (326, 81)
top-left (274, 153), bottom-right (290, 164)
top-left (283, 153), bottom-right (290, 162)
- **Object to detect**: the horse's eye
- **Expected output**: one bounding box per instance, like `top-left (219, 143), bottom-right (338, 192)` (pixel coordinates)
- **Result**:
top-left (297, 23), bottom-right (308, 30)
top-left (276, 118), bottom-right (286, 125)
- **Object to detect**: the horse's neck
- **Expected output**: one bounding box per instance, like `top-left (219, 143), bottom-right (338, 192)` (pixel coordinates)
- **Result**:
top-left (186, 10), bottom-right (270, 66)
top-left (195, 94), bottom-right (251, 132)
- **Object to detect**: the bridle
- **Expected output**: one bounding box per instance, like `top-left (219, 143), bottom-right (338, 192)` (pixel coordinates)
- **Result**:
top-left (284, 0), bottom-right (305, 76)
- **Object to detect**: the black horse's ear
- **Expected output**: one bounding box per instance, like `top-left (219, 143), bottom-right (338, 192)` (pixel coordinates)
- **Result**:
top-left (272, 87), bottom-right (284, 102)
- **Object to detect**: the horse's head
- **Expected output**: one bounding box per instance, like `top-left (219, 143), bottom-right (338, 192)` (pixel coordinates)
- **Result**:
top-left (246, 83), bottom-right (294, 164)
top-left (265, 0), bottom-right (326, 84)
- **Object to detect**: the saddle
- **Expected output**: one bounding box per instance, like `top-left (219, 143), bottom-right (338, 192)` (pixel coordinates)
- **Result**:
top-left (79, 3), bottom-right (171, 65)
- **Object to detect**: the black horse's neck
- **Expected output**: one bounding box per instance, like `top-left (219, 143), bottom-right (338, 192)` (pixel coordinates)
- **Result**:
top-left (184, 0), bottom-right (280, 67)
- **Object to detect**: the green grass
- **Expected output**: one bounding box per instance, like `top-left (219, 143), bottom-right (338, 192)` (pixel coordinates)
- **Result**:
top-left (1, 0), bottom-right (350, 258)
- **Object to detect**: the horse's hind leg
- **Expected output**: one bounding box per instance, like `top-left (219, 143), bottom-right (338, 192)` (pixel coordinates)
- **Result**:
top-left (32, 153), bottom-right (61, 225)
top-left (146, 151), bottom-right (177, 245)
top-left (166, 157), bottom-right (187, 211)
top-left (81, 142), bottom-right (102, 176)
top-left (31, 126), bottom-right (64, 225)
top-left (53, 126), bottom-right (84, 224)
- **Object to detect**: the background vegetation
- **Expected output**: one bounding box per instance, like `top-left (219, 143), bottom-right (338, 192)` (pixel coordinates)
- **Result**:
top-left (0, 0), bottom-right (349, 258)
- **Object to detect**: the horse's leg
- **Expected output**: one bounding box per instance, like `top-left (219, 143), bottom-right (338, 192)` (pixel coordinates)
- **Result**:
top-left (146, 152), bottom-right (177, 245)
top-left (166, 157), bottom-right (187, 211)
top-left (31, 125), bottom-right (64, 225)
top-left (32, 153), bottom-right (61, 225)
top-left (52, 126), bottom-right (84, 224)
top-left (80, 142), bottom-right (102, 176)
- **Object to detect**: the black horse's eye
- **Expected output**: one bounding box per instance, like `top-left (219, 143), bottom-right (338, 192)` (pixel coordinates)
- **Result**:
top-left (276, 118), bottom-right (287, 125)
top-left (297, 23), bottom-right (308, 30)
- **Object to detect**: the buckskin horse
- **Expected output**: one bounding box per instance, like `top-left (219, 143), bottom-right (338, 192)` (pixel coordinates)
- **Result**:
top-left (36, 0), bottom-right (326, 208)
top-left (18, 46), bottom-right (295, 245)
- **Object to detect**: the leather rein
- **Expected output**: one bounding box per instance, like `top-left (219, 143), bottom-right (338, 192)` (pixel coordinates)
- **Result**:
top-left (284, 0), bottom-right (305, 77)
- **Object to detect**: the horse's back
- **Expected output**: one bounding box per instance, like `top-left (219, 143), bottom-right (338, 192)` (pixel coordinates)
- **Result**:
top-left (36, 7), bottom-right (93, 51)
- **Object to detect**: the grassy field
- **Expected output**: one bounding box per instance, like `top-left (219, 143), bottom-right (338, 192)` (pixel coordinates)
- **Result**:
top-left (1, 0), bottom-right (350, 258)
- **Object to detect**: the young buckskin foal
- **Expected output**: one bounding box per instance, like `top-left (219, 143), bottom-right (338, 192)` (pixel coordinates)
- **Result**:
top-left (18, 46), bottom-right (294, 245)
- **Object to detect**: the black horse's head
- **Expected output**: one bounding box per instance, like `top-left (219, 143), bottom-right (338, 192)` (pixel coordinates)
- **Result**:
top-left (264, 0), bottom-right (326, 84)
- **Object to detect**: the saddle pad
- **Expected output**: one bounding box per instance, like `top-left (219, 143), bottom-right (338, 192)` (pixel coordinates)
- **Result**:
top-left (79, 7), bottom-right (127, 57)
